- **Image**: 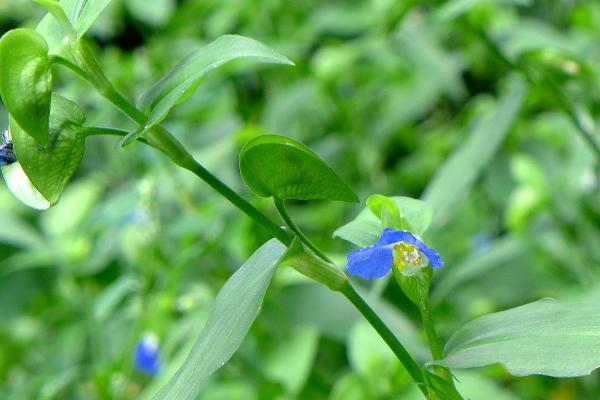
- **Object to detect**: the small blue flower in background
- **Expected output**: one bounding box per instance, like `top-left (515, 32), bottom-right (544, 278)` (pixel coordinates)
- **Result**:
top-left (134, 333), bottom-right (161, 376)
top-left (346, 228), bottom-right (444, 279)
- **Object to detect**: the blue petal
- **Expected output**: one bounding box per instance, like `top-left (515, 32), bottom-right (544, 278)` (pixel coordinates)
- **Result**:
top-left (377, 228), bottom-right (422, 247)
top-left (346, 244), bottom-right (393, 279)
top-left (134, 338), bottom-right (160, 376)
top-left (376, 228), bottom-right (444, 268)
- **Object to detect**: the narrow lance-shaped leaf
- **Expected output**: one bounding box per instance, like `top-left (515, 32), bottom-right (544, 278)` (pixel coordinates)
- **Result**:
top-left (8, 94), bottom-right (86, 206)
top-left (32, 0), bottom-right (76, 38)
top-left (35, 0), bottom-right (113, 57)
top-left (68, 0), bottom-right (114, 39)
top-left (152, 239), bottom-right (287, 400)
top-left (0, 29), bottom-right (52, 145)
top-left (433, 298), bottom-right (600, 377)
top-left (139, 35), bottom-right (294, 129)
top-left (239, 135), bottom-right (358, 202)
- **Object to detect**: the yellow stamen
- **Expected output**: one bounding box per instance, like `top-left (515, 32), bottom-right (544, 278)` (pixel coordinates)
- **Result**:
top-left (392, 242), bottom-right (422, 272)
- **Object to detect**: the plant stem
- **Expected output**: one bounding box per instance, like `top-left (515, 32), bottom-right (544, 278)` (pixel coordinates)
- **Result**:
top-left (84, 126), bottom-right (148, 144)
top-left (420, 300), bottom-right (443, 360)
top-left (69, 41), bottom-right (431, 397)
top-left (68, 44), bottom-right (291, 245)
top-left (273, 197), bottom-right (332, 263)
top-left (340, 283), bottom-right (429, 398)
top-left (420, 299), bottom-right (455, 387)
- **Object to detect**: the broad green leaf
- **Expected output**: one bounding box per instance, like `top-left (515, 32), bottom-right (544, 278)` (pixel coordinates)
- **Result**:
top-left (153, 239), bottom-right (286, 400)
top-left (9, 94), bottom-right (86, 206)
top-left (434, 0), bottom-right (531, 21)
top-left (423, 76), bottom-right (527, 224)
top-left (240, 135), bottom-right (358, 202)
top-left (435, 298), bottom-right (600, 377)
top-left (0, 29), bottom-right (52, 145)
top-left (139, 35), bottom-right (294, 129)
top-left (334, 196), bottom-right (433, 247)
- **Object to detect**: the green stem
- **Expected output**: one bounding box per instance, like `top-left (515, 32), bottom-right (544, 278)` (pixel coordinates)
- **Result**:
top-left (420, 300), bottom-right (455, 387)
top-left (340, 283), bottom-right (429, 398)
top-left (84, 126), bottom-right (148, 144)
top-left (68, 41), bottom-right (430, 397)
top-left (66, 42), bottom-right (291, 245)
top-left (420, 300), bottom-right (443, 360)
top-left (469, 23), bottom-right (600, 161)
top-left (273, 197), bottom-right (332, 263)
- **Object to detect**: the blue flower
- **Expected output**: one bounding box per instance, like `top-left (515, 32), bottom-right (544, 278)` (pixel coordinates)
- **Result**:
top-left (346, 228), bottom-right (444, 279)
top-left (134, 334), bottom-right (161, 376)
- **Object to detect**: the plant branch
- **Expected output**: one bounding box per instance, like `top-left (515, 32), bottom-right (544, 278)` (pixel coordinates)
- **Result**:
top-left (273, 197), bottom-right (332, 263)
top-left (340, 283), bottom-right (429, 398)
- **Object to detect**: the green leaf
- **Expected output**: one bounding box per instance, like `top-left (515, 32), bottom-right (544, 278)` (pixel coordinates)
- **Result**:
top-left (32, 0), bottom-right (76, 38)
top-left (434, 298), bottom-right (600, 377)
top-left (68, 0), bottom-right (114, 39)
top-left (139, 35), bottom-right (294, 129)
top-left (334, 196), bottom-right (433, 247)
top-left (0, 29), bottom-right (52, 145)
top-left (35, 0), bottom-right (113, 56)
top-left (9, 94), bottom-right (86, 206)
top-left (366, 194), bottom-right (433, 235)
top-left (153, 239), bottom-right (286, 400)
top-left (423, 369), bottom-right (464, 400)
top-left (239, 135), bottom-right (358, 202)
top-left (422, 76), bottom-right (527, 224)
top-left (366, 194), bottom-right (403, 229)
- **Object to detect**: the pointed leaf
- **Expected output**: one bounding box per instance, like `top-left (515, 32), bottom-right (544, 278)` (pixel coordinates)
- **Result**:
top-left (0, 29), bottom-right (52, 145)
top-left (434, 298), bottom-right (600, 377)
top-left (68, 0), bottom-right (114, 39)
top-left (153, 239), bottom-right (287, 400)
top-left (9, 94), bottom-right (86, 206)
top-left (32, 0), bottom-right (76, 38)
top-left (139, 35), bottom-right (293, 129)
top-left (239, 135), bottom-right (358, 202)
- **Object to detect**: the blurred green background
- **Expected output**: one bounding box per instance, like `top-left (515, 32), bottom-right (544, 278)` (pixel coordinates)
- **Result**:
top-left (2, 0), bottom-right (600, 398)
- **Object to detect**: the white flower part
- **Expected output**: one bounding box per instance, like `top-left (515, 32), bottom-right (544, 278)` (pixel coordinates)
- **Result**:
top-left (142, 333), bottom-right (159, 353)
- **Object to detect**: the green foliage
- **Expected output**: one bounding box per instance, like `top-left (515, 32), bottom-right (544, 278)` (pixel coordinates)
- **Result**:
top-left (435, 298), bottom-right (600, 377)
top-left (0, 28), bottom-right (52, 145)
top-left (334, 196), bottom-right (433, 247)
top-left (137, 35), bottom-right (293, 135)
top-left (2, 0), bottom-right (600, 398)
top-left (10, 94), bottom-right (86, 205)
top-left (153, 239), bottom-right (286, 400)
top-left (239, 134), bottom-right (358, 202)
